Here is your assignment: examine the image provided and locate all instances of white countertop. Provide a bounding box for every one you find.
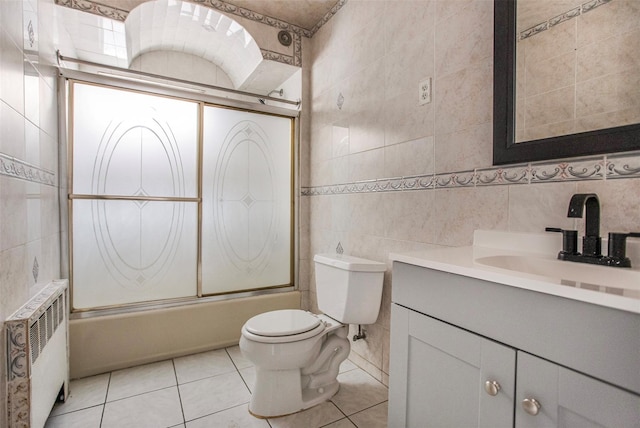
[389,230,640,314]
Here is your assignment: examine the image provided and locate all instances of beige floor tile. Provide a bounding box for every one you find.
[239,365,256,392]
[268,401,345,428]
[50,373,110,416]
[179,371,251,421]
[46,347,390,428]
[324,418,357,428]
[102,387,183,428]
[174,349,236,384]
[226,345,253,369]
[349,401,388,428]
[340,359,358,373]
[185,403,269,428]
[331,369,388,416]
[107,359,177,402]
[45,405,103,428]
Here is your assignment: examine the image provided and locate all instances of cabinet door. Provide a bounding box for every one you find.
[389,304,516,428]
[516,351,640,428]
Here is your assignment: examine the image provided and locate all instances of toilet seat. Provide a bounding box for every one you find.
[242,309,326,344]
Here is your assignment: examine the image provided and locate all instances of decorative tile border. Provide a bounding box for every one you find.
[55,0,128,20]
[435,170,475,188]
[196,0,307,66]
[196,0,310,38]
[301,151,640,196]
[476,164,530,186]
[0,153,56,186]
[293,32,303,67]
[261,49,294,66]
[606,152,640,179]
[310,0,349,36]
[519,0,613,40]
[402,175,435,191]
[530,156,604,183]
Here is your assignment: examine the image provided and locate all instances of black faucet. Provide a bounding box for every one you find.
[567,193,602,257]
[546,193,640,267]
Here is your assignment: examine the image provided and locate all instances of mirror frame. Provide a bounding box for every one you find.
[493,0,640,165]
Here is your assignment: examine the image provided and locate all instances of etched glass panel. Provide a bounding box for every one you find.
[72,199,197,309]
[202,106,292,294]
[71,82,199,309]
[72,82,198,197]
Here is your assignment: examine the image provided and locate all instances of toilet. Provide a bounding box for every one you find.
[239,253,386,418]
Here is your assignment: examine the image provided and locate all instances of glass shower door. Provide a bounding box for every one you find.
[69,81,294,310]
[201,106,292,295]
[70,82,199,309]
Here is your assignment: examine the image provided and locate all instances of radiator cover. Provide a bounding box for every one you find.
[6,280,69,428]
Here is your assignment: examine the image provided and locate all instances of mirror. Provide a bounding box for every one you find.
[493,0,640,165]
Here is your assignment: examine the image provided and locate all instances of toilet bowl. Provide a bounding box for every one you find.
[239,254,386,418]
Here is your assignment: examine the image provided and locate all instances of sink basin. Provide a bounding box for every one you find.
[475,255,640,297]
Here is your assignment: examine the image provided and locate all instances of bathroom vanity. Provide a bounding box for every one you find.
[388,231,640,428]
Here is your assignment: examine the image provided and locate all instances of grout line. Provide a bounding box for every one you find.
[103,385,180,404]
[344,400,389,428]
[172,359,187,425]
[100,372,111,427]
[226,347,253,394]
[324,400,349,427]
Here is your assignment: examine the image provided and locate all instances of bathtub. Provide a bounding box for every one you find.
[69,291,300,378]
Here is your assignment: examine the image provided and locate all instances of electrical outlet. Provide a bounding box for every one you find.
[419,77,431,105]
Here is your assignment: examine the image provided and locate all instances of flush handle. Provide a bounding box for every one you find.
[522,398,541,416]
[484,380,501,396]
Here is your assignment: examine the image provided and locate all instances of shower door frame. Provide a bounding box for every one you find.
[60,71,299,316]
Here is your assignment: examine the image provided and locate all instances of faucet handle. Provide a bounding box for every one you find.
[545,227,579,256]
[607,232,640,267]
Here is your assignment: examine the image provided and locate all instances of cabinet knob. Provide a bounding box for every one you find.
[522,398,541,416]
[484,380,501,396]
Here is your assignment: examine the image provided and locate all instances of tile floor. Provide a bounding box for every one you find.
[45,346,389,428]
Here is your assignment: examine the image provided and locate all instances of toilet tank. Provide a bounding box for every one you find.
[313,254,386,325]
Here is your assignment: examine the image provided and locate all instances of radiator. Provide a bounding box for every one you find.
[6,280,69,428]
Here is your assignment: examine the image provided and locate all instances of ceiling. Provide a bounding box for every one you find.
[97,0,340,31]
[55,0,341,96]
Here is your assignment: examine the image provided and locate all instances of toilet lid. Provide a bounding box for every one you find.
[244,309,322,337]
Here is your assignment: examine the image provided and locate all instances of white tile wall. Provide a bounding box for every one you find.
[1,0,61,425]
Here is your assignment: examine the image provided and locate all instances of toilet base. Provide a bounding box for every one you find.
[249,367,303,417]
[247,330,350,419]
[301,380,340,410]
[248,381,340,419]
[248,367,341,418]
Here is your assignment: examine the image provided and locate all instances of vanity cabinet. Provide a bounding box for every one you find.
[389,304,516,427]
[515,351,640,428]
[388,261,640,428]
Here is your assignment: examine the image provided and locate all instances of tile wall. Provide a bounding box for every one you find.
[303,0,640,385]
[0,0,61,424]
